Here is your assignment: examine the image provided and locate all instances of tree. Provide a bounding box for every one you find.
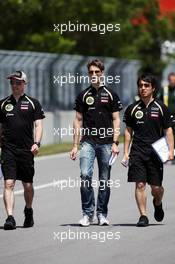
[0,0,175,75]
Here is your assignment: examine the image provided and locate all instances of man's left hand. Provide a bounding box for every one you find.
[111,143,120,155]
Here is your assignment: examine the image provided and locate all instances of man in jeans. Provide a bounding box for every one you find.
[70,59,123,226]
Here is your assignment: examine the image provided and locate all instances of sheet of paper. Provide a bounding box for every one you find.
[109,153,117,166]
[151,137,174,163]
[121,158,129,168]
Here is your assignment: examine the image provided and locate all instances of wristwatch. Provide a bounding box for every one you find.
[113,140,119,146]
[34,142,41,148]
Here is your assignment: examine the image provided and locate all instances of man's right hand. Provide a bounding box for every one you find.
[121,153,129,167]
[168,150,174,161]
[70,145,78,160]
[123,153,129,161]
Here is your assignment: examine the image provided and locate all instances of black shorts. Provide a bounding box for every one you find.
[171,115,175,135]
[1,147,35,183]
[128,152,163,186]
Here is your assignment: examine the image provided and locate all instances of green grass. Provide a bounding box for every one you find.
[38,136,124,157]
[38,143,73,156]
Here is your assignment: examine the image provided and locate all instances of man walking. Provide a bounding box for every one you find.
[70,59,123,226]
[0,70,45,230]
[123,74,174,227]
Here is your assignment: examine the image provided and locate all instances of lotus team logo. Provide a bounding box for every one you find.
[86,96,94,105]
[5,104,14,112]
[135,110,143,119]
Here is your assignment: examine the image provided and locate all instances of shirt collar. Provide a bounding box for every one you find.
[140,98,155,108]
[169,86,175,91]
[11,93,26,102]
[91,83,105,91]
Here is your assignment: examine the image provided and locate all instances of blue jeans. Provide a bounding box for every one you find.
[79,141,112,217]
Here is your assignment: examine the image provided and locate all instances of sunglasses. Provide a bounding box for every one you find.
[138,83,151,89]
[89,70,101,74]
[10,79,23,85]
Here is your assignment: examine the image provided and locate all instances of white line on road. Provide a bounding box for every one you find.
[0,145,124,198]
[0,180,61,198]
[0,152,71,198]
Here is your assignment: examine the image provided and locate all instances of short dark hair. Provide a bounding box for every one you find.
[137,74,158,97]
[87,59,105,71]
[168,72,175,80]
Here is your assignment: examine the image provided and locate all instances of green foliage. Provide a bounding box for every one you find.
[0,0,175,74]
[19,32,76,53]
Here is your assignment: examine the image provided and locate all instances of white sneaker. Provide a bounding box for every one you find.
[98,214,109,226]
[79,215,90,227]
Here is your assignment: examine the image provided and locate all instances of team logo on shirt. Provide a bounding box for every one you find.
[135,110,143,119]
[86,96,94,105]
[5,104,14,112]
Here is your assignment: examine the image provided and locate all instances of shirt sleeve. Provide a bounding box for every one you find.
[161,104,172,129]
[0,101,4,123]
[73,93,84,113]
[123,105,133,127]
[33,100,45,121]
[111,92,123,112]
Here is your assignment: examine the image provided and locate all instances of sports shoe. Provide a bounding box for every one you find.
[153,199,164,222]
[4,215,16,230]
[89,214,95,224]
[137,215,149,227]
[98,214,109,226]
[23,207,34,228]
[79,215,90,226]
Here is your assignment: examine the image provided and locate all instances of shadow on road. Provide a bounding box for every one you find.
[0,225,24,230]
[112,223,164,227]
[60,223,104,227]
[60,223,164,227]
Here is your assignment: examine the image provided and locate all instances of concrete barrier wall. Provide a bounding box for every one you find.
[0,50,140,111]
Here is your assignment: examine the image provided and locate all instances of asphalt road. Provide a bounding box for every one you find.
[0,150,175,264]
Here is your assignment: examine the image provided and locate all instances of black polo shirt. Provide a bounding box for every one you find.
[158,86,175,115]
[0,94,45,149]
[74,85,123,144]
[123,99,172,156]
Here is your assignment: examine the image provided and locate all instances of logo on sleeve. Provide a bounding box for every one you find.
[135,110,143,119]
[5,104,14,112]
[86,96,94,105]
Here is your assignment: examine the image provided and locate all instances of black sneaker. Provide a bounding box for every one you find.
[137,215,149,227]
[4,215,16,230]
[23,207,34,228]
[153,199,164,222]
